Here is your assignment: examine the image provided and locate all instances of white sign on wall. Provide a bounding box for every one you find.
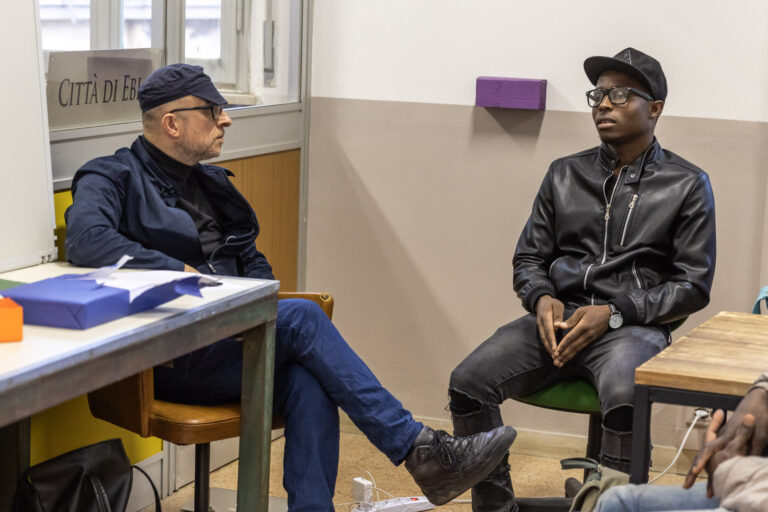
[46,48,163,130]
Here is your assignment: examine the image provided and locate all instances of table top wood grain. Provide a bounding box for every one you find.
[635,311,768,396]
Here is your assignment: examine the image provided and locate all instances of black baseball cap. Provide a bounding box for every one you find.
[138,63,227,113]
[584,48,667,101]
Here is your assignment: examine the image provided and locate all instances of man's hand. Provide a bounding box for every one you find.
[535,295,564,358]
[684,387,768,495]
[684,411,755,498]
[551,305,610,367]
[183,264,201,273]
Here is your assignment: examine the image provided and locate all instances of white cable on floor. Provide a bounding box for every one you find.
[648,408,709,484]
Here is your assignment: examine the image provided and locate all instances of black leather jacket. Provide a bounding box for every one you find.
[513,139,716,326]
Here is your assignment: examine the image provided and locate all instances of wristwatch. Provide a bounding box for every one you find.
[608,303,624,329]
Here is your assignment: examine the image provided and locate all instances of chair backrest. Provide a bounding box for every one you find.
[88,370,154,436]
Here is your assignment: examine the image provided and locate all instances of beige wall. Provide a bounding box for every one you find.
[306,97,768,447]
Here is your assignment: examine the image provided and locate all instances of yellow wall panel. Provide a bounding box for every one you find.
[31,396,161,465]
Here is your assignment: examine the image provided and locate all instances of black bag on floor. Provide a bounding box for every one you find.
[12,438,161,512]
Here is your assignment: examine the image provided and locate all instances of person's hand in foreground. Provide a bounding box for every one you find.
[684,397,764,498]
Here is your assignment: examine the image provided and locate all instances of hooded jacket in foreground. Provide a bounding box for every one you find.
[514,139,716,326]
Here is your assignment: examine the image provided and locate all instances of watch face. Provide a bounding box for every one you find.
[609,313,623,329]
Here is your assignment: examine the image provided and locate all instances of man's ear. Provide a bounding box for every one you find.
[649,100,664,120]
[161,113,182,138]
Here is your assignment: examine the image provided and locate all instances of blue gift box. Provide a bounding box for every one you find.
[2,274,202,329]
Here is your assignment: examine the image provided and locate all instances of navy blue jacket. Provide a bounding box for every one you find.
[65,137,274,279]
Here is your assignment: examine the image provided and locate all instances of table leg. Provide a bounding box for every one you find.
[0,418,30,512]
[630,385,651,484]
[237,320,276,511]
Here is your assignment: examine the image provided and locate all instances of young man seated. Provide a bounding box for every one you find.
[448,48,716,511]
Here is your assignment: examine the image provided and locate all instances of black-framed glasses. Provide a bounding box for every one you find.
[586,86,653,107]
[168,103,224,120]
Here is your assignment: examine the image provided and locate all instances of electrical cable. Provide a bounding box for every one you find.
[366,470,381,504]
[648,408,709,484]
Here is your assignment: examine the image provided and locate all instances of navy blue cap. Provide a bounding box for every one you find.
[138,63,227,112]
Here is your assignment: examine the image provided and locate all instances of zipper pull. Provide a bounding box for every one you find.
[628,194,638,209]
[604,203,611,221]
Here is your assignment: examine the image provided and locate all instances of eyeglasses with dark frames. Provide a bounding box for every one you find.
[586,86,653,108]
[168,103,225,120]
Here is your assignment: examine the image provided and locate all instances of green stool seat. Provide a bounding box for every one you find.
[516,377,603,487]
[517,378,600,414]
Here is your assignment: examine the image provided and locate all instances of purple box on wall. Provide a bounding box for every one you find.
[476,77,547,110]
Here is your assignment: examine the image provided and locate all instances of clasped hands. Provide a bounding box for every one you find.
[535,295,611,367]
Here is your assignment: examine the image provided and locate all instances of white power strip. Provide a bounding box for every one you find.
[351,477,435,512]
[351,496,434,512]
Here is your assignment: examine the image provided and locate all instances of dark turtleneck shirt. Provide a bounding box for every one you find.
[139,136,224,259]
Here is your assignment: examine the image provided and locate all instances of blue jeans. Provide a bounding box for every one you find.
[595,482,726,512]
[449,312,668,510]
[155,299,423,511]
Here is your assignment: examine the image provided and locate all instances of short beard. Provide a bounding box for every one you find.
[179,140,220,164]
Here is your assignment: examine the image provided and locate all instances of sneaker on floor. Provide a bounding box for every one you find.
[404,425,517,505]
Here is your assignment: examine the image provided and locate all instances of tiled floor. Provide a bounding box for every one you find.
[143,430,689,511]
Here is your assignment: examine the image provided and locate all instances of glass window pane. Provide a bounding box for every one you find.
[39,0,91,51]
[123,0,153,49]
[185,0,221,59]
[250,0,302,106]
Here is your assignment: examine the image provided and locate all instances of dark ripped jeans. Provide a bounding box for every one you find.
[449,311,668,511]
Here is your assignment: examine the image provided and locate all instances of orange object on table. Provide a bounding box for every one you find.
[0,297,23,341]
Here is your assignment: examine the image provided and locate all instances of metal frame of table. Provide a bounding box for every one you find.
[0,263,279,511]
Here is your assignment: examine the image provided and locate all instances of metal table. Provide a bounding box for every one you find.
[0,262,279,511]
[630,311,768,483]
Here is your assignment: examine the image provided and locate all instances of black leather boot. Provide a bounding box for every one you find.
[404,425,517,506]
[452,410,518,511]
[470,454,518,512]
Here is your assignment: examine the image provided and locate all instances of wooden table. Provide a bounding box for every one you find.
[0,263,279,511]
[630,311,768,483]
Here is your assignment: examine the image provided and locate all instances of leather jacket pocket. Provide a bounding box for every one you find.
[618,194,639,246]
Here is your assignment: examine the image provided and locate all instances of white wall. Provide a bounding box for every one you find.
[0,0,56,272]
[313,0,768,122]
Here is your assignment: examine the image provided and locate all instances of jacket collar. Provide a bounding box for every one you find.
[597,138,663,184]
[130,137,234,201]
[131,137,187,202]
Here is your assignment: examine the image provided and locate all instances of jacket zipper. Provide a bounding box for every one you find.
[631,261,642,289]
[583,167,626,297]
[583,263,595,290]
[601,166,626,264]
[619,194,639,246]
